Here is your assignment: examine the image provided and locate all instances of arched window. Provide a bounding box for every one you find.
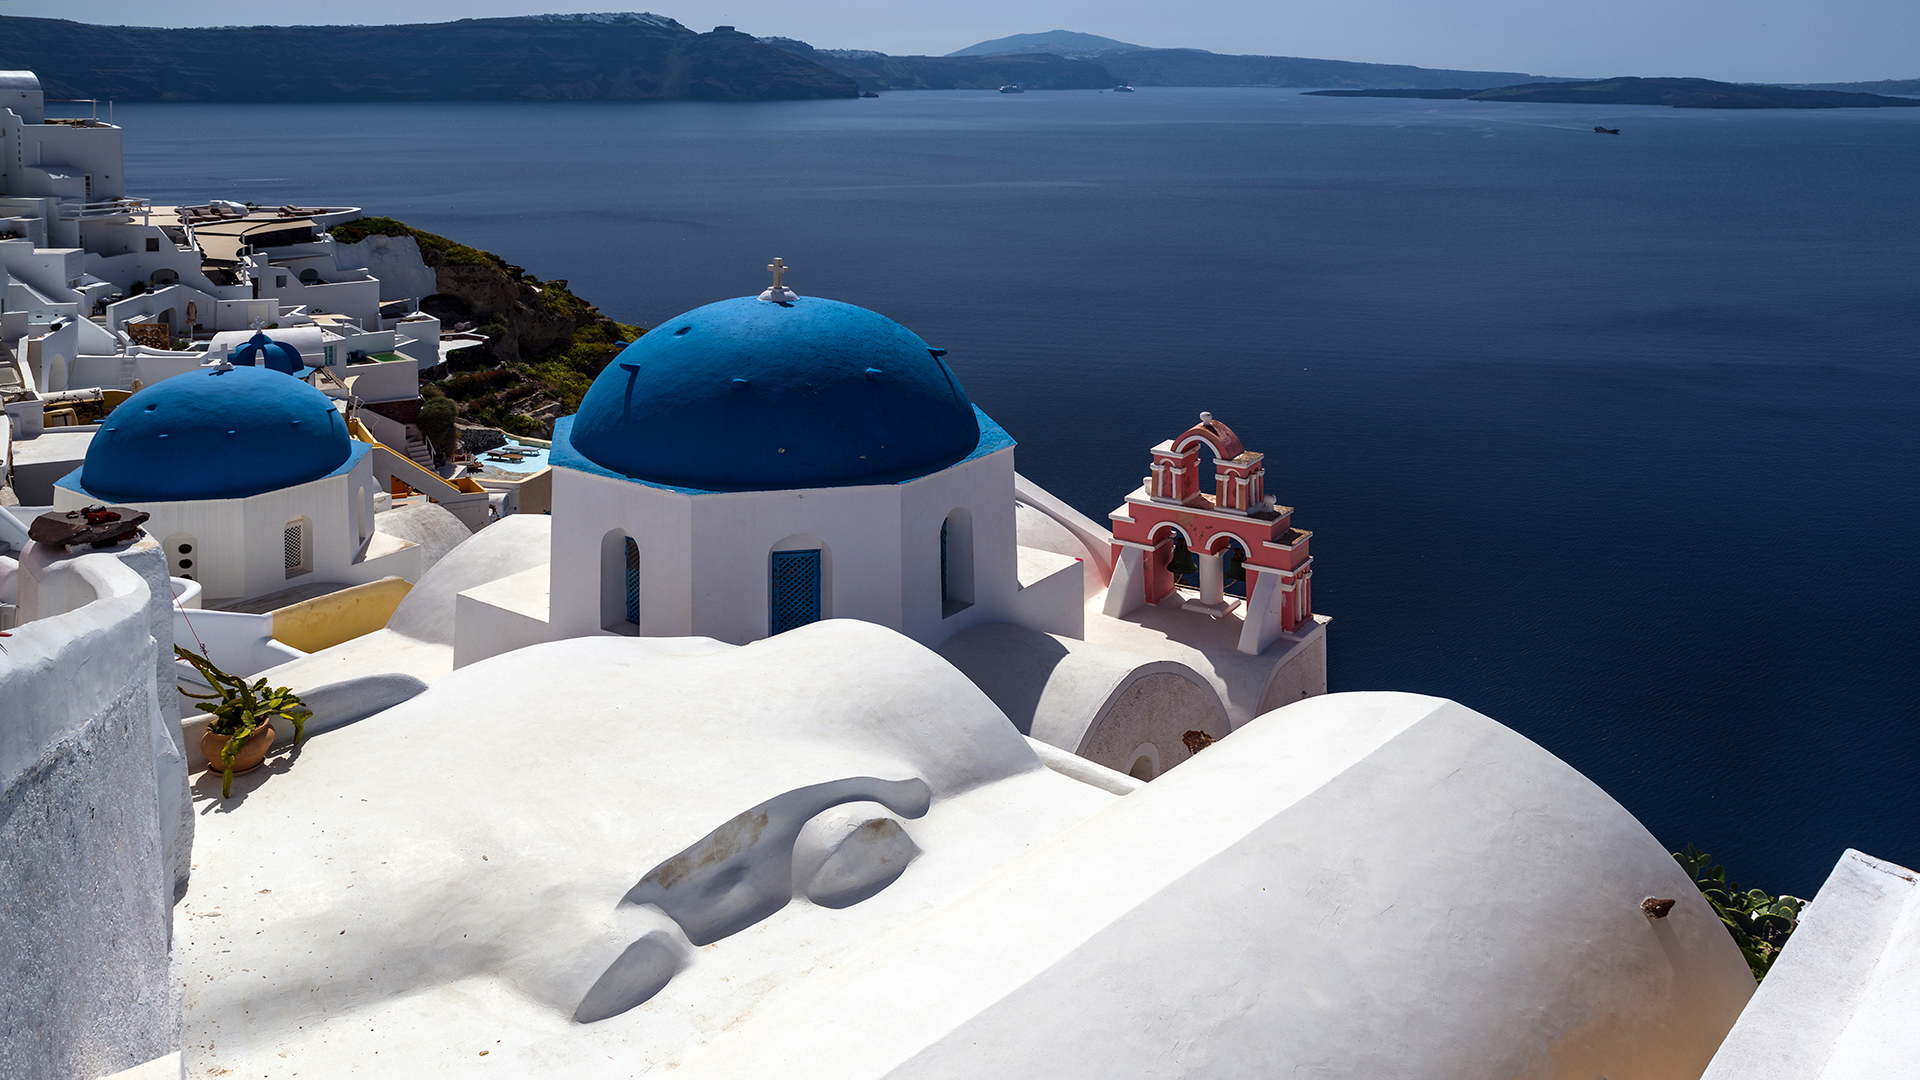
[600,529,639,633]
[941,508,974,617]
[283,517,311,578]
[1217,536,1251,599]
[1151,523,1198,592]
[1127,745,1159,781]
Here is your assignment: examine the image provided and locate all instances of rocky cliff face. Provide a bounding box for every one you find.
[425,263,581,368]
[331,217,642,437]
[4,14,857,102]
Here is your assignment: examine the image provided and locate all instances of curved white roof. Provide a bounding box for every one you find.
[178,622,1755,1077]
[0,72,41,92]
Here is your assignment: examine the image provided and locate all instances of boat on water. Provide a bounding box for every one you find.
[1114,85,1135,93]
[998,85,1024,94]
[1594,126,1620,135]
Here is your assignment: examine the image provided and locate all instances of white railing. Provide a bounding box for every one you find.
[61,198,151,221]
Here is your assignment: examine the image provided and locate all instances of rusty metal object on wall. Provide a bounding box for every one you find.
[28,506,151,549]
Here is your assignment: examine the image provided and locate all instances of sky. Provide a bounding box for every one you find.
[8,0,1917,84]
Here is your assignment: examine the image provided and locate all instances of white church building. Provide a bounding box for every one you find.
[49,362,413,603]
[545,288,1082,646]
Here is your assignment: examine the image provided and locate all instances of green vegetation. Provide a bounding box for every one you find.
[330,217,643,437]
[417,395,459,458]
[330,216,501,268]
[520,316,638,407]
[176,646,311,799]
[1673,846,1806,981]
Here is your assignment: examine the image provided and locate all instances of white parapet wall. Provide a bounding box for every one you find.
[1700,848,1920,1080]
[0,537,183,1080]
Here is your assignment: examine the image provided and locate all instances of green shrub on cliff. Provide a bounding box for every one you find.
[1673,846,1805,981]
[331,215,644,436]
[330,216,500,268]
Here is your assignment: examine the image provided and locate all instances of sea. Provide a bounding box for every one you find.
[107,88,1919,898]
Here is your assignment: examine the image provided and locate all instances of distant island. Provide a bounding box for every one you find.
[946,31,1143,57]
[1787,78,1920,96]
[9,13,1915,106]
[760,39,1117,92]
[4,12,1575,102]
[0,13,857,102]
[768,37,1565,95]
[1306,77,1920,109]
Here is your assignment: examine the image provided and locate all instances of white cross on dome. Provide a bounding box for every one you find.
[758,257,798,303]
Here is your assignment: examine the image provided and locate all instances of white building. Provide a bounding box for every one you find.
[433,279,1286,779]
[0,70,441,407]
[544,293,1081,646]
[50,362,416,603]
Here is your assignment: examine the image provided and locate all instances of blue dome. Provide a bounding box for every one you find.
[80,365,353,501]
[566,296,981,491]
[230,331,306,374]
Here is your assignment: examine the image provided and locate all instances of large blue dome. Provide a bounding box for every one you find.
[565,296,982,491]
[78,365,353,501]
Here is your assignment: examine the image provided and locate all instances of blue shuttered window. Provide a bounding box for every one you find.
[623,537,641,625]
[769,549,822,636]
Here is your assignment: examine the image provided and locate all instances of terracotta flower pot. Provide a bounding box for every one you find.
[201,724,276,777]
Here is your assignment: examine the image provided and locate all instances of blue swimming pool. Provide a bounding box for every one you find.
[474,439,550,474]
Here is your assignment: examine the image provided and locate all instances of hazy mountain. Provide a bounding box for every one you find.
[1307,77,1920,109]
[947,31,1141,57]
[762,39,1116,91]
[1095,49,1556,89]
[776,34,1562,92]
[938,29,1563,88]
[0,13,857,102]
[1782,78,1920,96]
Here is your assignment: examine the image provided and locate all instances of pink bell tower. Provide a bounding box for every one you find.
[1106,413,1314,655]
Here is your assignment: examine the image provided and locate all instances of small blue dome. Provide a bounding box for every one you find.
[567,296,980,491]
[231,331,306,374]
[80,365,352,501]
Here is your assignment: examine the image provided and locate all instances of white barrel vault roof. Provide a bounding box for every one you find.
[176,622,1757,1077]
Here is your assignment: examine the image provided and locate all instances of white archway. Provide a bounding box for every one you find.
[600,528,639,634]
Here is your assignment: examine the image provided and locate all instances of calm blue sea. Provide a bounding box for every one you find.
[108,89,1920,896]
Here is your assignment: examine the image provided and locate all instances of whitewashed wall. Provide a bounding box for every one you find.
[547,445,1074,649]
[1,540,182,1080]
[55,454,411,603]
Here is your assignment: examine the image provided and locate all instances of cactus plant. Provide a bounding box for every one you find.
[175,646,311,798]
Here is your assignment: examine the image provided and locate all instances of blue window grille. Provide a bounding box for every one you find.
[623,537,640,625]
[769,548,822,636]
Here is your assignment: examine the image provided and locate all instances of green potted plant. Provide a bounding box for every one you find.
[175,646,312,797]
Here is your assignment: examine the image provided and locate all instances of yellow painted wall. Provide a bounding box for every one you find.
[515,467,553,515]
[270,576,412,653]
